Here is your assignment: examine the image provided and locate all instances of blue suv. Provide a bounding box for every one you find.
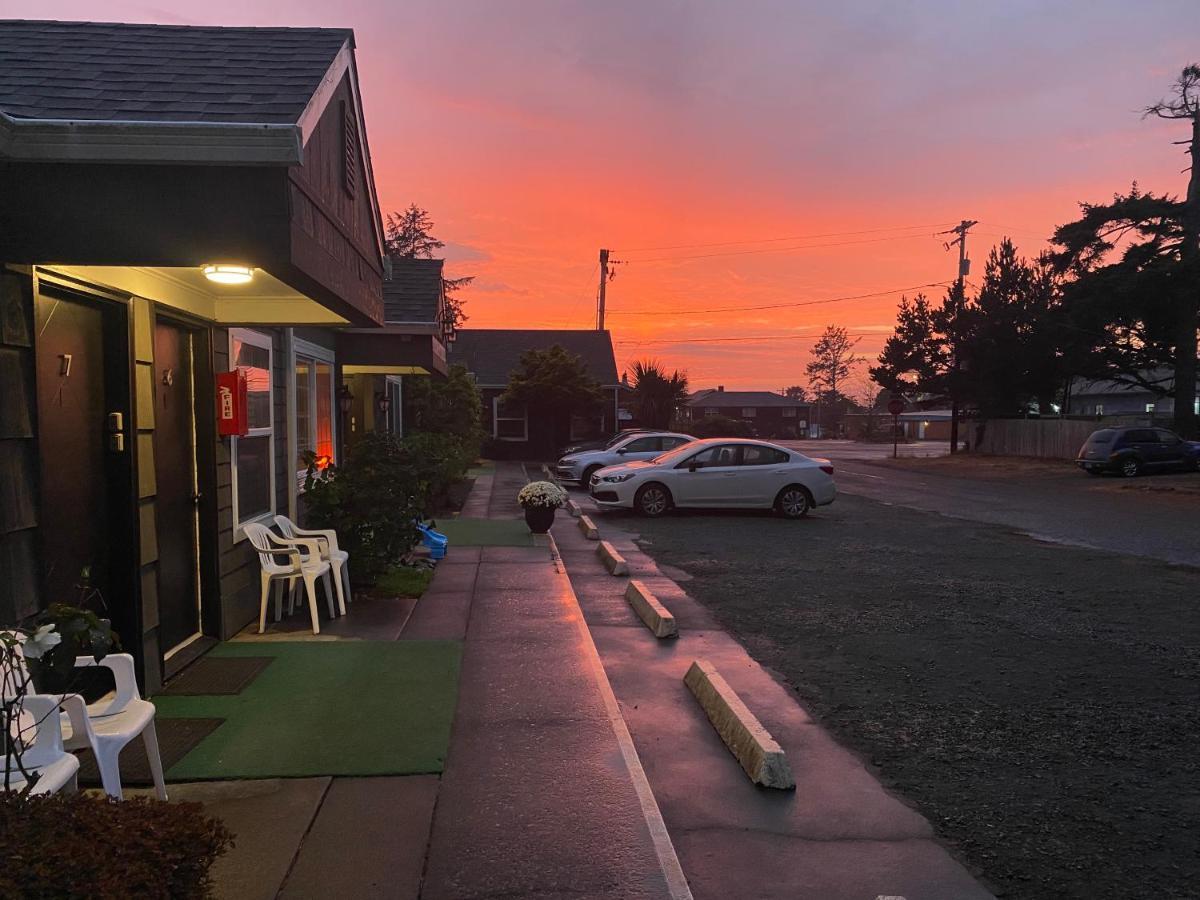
[1076,426,1200,477]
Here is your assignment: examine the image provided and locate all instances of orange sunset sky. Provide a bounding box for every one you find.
[8,1,1197,389]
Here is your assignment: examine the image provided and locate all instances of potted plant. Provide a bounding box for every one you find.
[517,481,566,533]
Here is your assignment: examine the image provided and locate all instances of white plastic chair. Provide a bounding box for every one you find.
[274,515,351,615]
[58,654,167,801]
[3,693,80,795]
[243,522,335,635]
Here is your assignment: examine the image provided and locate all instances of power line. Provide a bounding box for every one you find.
[619,222,957,254]
[605,280,954,317]
[624,231,939,264]
[614,330,885,346]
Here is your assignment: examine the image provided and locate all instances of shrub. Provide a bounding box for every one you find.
[401,430,474,509]
[0,792,232,899]
[303,432,423,582]
[688,415,756,438]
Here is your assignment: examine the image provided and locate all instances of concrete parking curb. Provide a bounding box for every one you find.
[625,580,678,638]
[578,514,599,540]
[683,659,795,790]
[598,540,629,575]
[566,499,582,518]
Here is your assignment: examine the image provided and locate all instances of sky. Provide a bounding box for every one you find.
[6,0,1197,390]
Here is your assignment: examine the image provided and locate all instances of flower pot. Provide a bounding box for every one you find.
[524,505,556,534]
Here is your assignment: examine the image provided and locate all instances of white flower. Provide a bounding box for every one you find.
[21,624,62,660]
[518,480,566,509]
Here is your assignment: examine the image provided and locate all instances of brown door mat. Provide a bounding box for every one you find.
[159,655,274,696]
[77,717,223,787]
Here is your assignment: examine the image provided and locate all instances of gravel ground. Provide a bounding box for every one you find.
[625,495,1199,899]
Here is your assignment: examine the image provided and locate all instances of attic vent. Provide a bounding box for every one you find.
[341,100,357,200]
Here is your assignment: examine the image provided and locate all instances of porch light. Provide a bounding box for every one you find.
[376,391,392,416]
[202,264,254,285]
[338,384,354,414]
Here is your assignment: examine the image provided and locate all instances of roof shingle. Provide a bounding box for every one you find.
[383,258,444,324]
[449,330,620,386]
[0,20,350,124]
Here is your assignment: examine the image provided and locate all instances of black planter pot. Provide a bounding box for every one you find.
[524,505,556,534]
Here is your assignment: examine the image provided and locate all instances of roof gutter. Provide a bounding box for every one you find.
[0,110,302,165]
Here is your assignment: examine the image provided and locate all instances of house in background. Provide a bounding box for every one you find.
[1064,369,1199,419]
[679,387,810,438]
[337,256,454,442]
[0,20,389,690]
[449,329,620,457]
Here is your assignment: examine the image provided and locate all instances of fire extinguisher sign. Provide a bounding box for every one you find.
[216,370,249,437]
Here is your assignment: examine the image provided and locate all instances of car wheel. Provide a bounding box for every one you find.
[775,485,812,519]
[635,483,671,518]
[582,465,601,486]
[1120,457,1140,478]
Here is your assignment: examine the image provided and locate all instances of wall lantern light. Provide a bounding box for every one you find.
[376,391,392,415]
[202,264,254,285]
[338,383,355,414]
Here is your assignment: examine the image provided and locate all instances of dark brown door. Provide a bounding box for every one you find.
[153,320,201,654]
[35,289,125,612]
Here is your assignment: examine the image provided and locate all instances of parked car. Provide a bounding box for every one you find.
[1075,426,1200,477]
[557,428,653,458]
[556,431,695,484]
[589,438,836,518]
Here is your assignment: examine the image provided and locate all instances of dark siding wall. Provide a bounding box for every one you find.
[0,267,39,624]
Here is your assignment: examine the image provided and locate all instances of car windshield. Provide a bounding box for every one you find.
[650,440,707,465]
[1086,429,1116,445]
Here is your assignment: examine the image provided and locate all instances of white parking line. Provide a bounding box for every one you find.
[838,469,885,479]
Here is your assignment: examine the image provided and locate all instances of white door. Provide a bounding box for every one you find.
[672,444,742,506]
[737,445,792,505]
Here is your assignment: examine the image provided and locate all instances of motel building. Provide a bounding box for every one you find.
[0,21,439,692]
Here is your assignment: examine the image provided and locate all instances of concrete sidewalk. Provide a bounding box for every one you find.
[410,461,688,898]
[555,488,995,900]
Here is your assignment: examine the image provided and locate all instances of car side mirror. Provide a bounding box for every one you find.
[688,461,698,472]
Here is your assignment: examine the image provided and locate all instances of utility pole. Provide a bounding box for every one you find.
[939,219,977,454]
[597,248,609,331]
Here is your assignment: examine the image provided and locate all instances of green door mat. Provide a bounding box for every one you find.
[436,517,534,546]
[154,641,461,780]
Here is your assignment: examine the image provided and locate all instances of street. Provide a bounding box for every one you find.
[781,441,1200,567]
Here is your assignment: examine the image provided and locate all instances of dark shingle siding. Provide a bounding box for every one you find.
[383,258,443,323]
[0,20,350,124]
[449,330,620,386]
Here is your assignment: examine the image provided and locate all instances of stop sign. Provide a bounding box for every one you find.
[887,396,905,417]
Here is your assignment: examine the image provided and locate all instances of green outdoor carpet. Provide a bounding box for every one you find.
[437,517,534,547]
[153,641,461,779]
[466,463,495,477]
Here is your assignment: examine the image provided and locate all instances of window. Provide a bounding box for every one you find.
[660,436,690,450]
[386,377,403,436]
[1095,404,1104,415]
[1145,402,1156,413]
[741,446,789,465]
[679,444,741,469]
[230,328,275,532]
[782,407,797,417]
[493,396,527,441]
[1157,429,1181,445]
[294,338,336,487]
[704,407,719,416]
[741,408,757,417]
[623,436,661,453]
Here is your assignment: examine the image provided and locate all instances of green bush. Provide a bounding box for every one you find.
[303,432,424,582]
[0,792,232,899]
[401,430,473,509]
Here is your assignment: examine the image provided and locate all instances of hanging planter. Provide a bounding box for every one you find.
[517,481,567,534]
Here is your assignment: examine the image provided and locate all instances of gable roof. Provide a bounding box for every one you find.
[449,329,620,386]
[688,389,806,408]
[0,20,362,167]
[384,258,444,324]
[0,20,350,124]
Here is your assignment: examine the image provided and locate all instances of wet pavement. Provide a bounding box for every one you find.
[557,484,995,900]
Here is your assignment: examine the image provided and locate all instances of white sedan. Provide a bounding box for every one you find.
[555,431,695,484]
[588,438,836,519]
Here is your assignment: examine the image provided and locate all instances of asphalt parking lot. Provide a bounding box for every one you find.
[591,490,1199,900]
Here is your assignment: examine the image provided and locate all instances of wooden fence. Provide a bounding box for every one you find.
[972,417,1146,459]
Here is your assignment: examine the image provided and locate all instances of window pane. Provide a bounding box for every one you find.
[295,358,312,471]
[236,435,272,522]
[496,418,525,439]
[233,334,271,429]
[315,363,334,460]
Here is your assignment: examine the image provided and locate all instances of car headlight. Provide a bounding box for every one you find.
[601,473,636,483]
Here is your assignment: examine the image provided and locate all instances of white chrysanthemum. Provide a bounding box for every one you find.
[518,480,567,509]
